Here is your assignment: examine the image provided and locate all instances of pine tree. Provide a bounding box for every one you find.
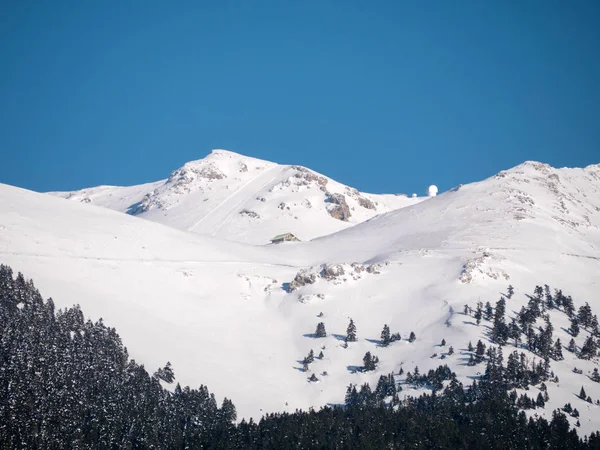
[569,316,580,337]
[220,398,237,422]
[441,338,446,347]
[448,346,454,355]
[591,368,600,383]
[380,324,391,346]
[308,373,319,382]
[579,386,587,399]
[544,284,553,309]
[346,318,357,342]
[577,302,593,329]
[492,297,508,345]
[579,336,597,360]
[475,340,486,362]
[154,361,175,383]
[507,285,514,299]
[363,351,379,371]
[553,338,564,360]
[567,338,577,353]
[484,302,494,321]
[315,322,327,338]
[468,341,474,352]
[303,349,314,365]
[474,302,483,325]
[563,295,575,318]
[318,351,324,359]
[509,319,521,347]
[536,392,545,407]
[408,331,416,342]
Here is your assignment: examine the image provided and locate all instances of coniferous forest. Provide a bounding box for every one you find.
[2,264,600,449]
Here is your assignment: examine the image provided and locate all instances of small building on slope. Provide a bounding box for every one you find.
[270,233,300,244]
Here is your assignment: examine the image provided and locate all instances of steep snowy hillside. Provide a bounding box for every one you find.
[3,160,600,435]
[50,149,423,244]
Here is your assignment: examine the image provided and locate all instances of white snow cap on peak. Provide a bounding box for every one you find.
[427,185,438,197]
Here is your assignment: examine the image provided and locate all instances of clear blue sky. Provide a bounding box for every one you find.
[1,1,598,195]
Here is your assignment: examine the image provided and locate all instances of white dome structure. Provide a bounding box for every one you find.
[427,185,438,197]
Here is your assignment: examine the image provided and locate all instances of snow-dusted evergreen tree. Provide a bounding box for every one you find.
[154,361,175,383]
[577,303,593,329]
[475,340,486,362]
[346,318,357,342]
[474,302,483,325]
[492,297,508,345]
[544,284,554,309]
[579,336,597,360]
[553,338,564,360]
[484,302,494,321]
[408,331,416,343]
[568,338,577,353]
[380,324,391,346]
[362,351,379,371]
[304,349,315,364]
[569,317,580,337]
[220,398,237,422]
[315,322,327,338]
[509,319,521,347]
[507,285,515,299]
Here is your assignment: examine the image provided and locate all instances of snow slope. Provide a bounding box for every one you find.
[49,149,423,244]
[3,160,600,435]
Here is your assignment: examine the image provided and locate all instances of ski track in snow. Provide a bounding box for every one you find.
[187,165,283,235]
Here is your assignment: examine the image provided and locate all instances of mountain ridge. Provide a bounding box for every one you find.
[49,149,425,244]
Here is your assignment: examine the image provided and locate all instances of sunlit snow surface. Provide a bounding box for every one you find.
[2,156,600,435]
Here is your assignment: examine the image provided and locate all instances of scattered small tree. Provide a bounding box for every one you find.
[448,346,454,355]
[440,338,446,347]
[408,331,416,343]
[484,302,494,321]
[315,322,327,338]
[579,386,587,400]
[380,324,391,346]
[346,319,357,342]
[308,373,319,382]
[303,349,314,365]
[507,285,514,299]
[363,351,379,371]
[474,302,483,326]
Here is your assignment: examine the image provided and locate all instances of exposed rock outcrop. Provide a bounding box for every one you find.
[325,192,351,221]
[287,262,386,292]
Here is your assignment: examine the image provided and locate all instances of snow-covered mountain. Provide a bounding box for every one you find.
[50,149,423,244]
[2,158,600,435]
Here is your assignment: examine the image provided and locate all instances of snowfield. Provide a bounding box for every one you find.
[2,152,600,435]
